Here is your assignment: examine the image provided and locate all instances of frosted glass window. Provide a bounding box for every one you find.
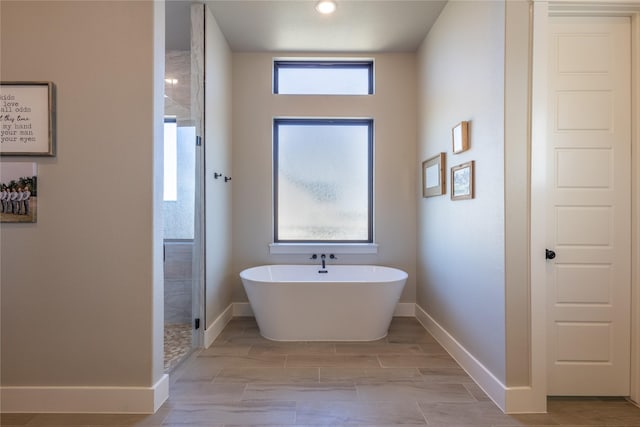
[274,118,373,243]
[274,61,373,95]
[163,125,196,240]
[163,120,178,201]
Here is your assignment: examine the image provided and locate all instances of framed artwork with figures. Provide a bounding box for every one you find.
[0,162,37,223]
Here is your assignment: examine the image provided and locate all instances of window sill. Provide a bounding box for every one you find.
[269,243,379,255]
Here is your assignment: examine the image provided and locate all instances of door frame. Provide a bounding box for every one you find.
[192,2,206,349]
[530,0,640,409]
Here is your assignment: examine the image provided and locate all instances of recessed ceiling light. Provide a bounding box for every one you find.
[315,0,337,14]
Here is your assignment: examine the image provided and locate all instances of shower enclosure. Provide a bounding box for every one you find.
[163,2,205,371]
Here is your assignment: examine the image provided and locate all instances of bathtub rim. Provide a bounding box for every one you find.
[239,264,409,284]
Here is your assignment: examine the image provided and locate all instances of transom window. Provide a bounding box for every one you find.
[273,118,373,243]
[273,60,374,95]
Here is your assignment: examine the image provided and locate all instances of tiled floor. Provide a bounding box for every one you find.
[3,317,640,426]
[165,323,193,371]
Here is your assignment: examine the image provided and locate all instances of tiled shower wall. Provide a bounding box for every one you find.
[164,241,194,324]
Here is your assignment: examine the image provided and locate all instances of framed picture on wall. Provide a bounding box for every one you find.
[451,161,474,200]
[0,81,56,156]
[452,121,469,154]
[422,152,446,197]
[0,162,37,223]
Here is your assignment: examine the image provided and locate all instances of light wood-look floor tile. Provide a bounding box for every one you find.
[0,414,35,425]
[356,381,476,403]
[295,400,427,425]
[378,353,460,368]
[285,354,381,368]
[242,382,358,401]
[319,367,423,384]
[546,398,640,426]
[199,344,253,357]
[418,366,475,384]
[248,342,336,356]
[162,401,296,425]
[334,342,425,355]
[168,382,247,403]
[15,413,149,426]
[194,354,286,368]
[214,367,319,384]
[419,401,559,426]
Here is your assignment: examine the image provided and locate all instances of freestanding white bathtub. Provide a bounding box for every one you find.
[239,264,407,341]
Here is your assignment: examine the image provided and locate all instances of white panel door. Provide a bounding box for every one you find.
[546,17,631,396]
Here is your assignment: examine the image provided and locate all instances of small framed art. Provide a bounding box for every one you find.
[422,152,445,197]
[452,121,469,154]
[451,161,474,200]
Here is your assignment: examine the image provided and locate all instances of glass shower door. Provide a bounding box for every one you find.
[163,1,204,371]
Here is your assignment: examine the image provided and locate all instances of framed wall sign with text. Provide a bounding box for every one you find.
[0,82,56,156]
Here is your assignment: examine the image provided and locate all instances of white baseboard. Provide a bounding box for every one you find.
[233,302,253,317]
[415,304,544,414]
[414,304,508,411]
[0,374,169,414]
[231,302,414,318]
[393,302,415,317]
[204,303,234,348]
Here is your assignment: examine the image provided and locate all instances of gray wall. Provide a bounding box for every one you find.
[416,0,508,384]
[204,7,235,328]
[416,0,534,388]
[0,1,164,386]
[231,53,418,303]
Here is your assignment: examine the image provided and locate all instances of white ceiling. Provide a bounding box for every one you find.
[166,1,447,53]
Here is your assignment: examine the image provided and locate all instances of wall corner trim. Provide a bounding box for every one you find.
[415,304,545,414]
[0,374,169,414]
